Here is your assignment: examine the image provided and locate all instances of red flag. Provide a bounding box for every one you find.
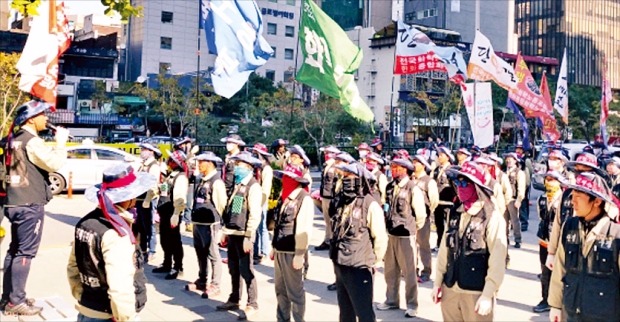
[540,71,554,115]
[16,0,71,110]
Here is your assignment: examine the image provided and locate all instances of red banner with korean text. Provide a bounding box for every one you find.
[394,53,447,75]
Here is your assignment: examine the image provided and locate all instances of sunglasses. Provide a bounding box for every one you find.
[452,177,469,188]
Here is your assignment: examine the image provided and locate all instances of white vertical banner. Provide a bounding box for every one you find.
[462,82,494,148]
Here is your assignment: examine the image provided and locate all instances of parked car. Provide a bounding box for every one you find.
[48,143,141,195]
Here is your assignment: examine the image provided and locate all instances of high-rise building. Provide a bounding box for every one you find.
[403,0,517,53]
[515,0,620,88]
[318,0,401,31]
[125,0,301,87]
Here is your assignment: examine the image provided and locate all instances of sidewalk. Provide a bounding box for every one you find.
[0,192,549,321]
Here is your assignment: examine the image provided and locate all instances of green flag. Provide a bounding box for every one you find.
[296,0,374,123]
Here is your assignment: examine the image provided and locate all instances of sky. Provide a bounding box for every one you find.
[62,0,121,23]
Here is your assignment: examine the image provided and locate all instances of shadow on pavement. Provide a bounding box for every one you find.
[46,211,84,227]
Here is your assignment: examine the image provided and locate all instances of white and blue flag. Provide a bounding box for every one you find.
[201,0,273,98]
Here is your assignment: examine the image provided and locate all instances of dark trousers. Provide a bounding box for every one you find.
[519,186,530,229]
[334,264,376,322]
[193,224,222,286]
[275,252,305,322]
[159,212,183,270]
[2,205,45,305]
[434,205,450,248]
[133,202,153,255]
[539,244,551,303]
[227,235,258,308]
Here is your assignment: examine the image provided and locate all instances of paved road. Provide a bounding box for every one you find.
[0,190,550,321]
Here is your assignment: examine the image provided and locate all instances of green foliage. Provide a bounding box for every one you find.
[11,0,142,23]
[0,52,29,136]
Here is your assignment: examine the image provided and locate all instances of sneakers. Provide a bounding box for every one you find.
[216,301,240,311]
[418,275,431,283]
[3,301,42,316]
[253,256,263,266]
[533,300,551,313]
[327,283,337,291]
[185,223,194,232]
[405,308,417,318]
[238,305,258,320]
[376,302,399,311]
[514,242,521,249]
[152,265,172,273]
[165,268,183,280]
[314,242,330,251]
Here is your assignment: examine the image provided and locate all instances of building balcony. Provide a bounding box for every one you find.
[46,110,76,124]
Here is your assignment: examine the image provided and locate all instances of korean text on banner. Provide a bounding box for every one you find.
[16,0,71,109]
[394,20,468,85]
[467,30,518,91]
[508,53,550,119]
[201,0,273,99]
[553,48,569,124]
[462,82,494,148]
[296,0,373,122]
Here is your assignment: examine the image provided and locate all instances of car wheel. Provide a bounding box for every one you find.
[49,173,66,195]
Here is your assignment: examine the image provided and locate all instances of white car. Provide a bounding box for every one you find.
[48,144,141,195]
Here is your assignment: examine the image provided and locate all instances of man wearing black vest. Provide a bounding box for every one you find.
[548,172,620,322]
[377,158,426,318]
[152,150,188,280]
[67,164,155,321]
[532,170,565,314]
[271,164,314,322]
[187,152,226,298]
[221,134,246,197]
[134,143,161,262]
[411,154,438,284]
[316,145,341,251]
[505,152,526,248]
[1,101,68,315]
[217,151,263,320]
[330,162,387,322]
[432,161,507,321]
[433,147,456,252]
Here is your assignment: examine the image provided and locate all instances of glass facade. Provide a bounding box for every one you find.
[515,0,620,88]
[320,0,363,30]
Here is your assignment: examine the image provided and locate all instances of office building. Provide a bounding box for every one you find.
[515,0,620,88]
[319,0,403,31]
[125,0,301,87]
[403,0,517,53]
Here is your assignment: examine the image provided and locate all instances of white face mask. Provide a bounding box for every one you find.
[548,159,562,171]
[226,143,235,152]
[359,150,368,158]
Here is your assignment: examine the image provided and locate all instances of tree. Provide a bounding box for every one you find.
[0,52,29,137]
[90,80,114,138]
[11,0,142,23]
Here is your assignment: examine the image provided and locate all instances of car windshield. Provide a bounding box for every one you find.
[95,149,125,161]
[68,149,91,159]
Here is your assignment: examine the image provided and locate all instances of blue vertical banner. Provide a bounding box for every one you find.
[200,0,274,98]
[506,98,531,150]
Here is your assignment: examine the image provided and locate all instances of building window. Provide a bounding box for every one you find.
[161,11,173,24]
[159,62,171,73]
[160,37,172,49]
[267,23,277,35]
[283,71,294,82]
[285,25,295,37]
[266,70,275,81]
[286,0,295,5]
[417,8,437,19]
[284,48,294,60]
[269,0,277,2]
[271,46,276,58]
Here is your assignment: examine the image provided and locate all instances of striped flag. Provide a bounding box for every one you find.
[16,0,71,110]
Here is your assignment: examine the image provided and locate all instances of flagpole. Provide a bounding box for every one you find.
[290,1,305,133]
[473,0,480,147]
[389,20,398,153]
[195,15,202,141]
